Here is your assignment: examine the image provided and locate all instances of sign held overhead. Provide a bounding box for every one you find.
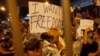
[29,1,63,33]
[80,19,94,30]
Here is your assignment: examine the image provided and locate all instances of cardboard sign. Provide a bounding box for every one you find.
[80,19,94,30]
[29,2,63,33]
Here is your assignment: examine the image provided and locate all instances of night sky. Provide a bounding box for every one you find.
[0,0,94,19]
[19,0,61,17]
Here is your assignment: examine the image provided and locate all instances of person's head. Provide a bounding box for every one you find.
[87,30,94,44]
[40,32,53,43]
[28,39,41,50]
[26,38,42,56]
[48,28,59,43]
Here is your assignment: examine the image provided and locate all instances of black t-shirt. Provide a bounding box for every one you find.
[80,41,98,56]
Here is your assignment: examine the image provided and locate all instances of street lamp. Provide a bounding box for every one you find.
[0,6,6,11]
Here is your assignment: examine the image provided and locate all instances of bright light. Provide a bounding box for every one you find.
[0,6,6,11]
[8,18,10,21]
[45,1,49,5]
[27,14,29,16]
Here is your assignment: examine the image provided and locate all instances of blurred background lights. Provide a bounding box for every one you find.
[0,6,6,11]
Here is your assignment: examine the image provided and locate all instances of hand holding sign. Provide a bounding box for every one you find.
[76,19,94,38]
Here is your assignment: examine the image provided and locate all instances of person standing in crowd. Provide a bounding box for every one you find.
[73,36,82,56]
[25,38,43,56]
[48,28,66,56]
[80,28,99,56]
[0,29,14,56]
[40,32,60,56]
[22,33,43,56]
[93,0,100,18]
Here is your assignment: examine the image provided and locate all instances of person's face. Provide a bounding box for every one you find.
[34,48,42,56]
[88,32,94,44]
[88,38,93,44]
[48,30,59,43]
[27,48,42,56]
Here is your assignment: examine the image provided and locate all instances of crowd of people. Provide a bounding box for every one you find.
[72,0,100,56]
[71,0,100,27]
[0,0,100,56]
[0,20,14,56]
[22,28,66,56]
[73,26,100,56]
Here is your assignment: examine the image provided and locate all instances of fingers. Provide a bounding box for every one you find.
[85,28,91,33]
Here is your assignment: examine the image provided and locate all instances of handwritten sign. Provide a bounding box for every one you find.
[29,2,63,33]
[80,19,94,30]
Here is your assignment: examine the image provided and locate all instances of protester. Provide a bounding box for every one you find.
[48,28,66,56]
[41,32,60,56]
[80,28,98,56]
[22,33,42,56]
[0,23,14,56]
[73,37,82,56]
[25,38,43,56]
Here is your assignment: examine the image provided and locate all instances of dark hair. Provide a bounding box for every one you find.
[25,38,41,51]
[41,32,48,40]
[41,32,53,42]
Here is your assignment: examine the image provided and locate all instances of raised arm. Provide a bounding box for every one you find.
[83,28,90,44]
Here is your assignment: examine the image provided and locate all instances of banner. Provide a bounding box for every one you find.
[29,2,63,33]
